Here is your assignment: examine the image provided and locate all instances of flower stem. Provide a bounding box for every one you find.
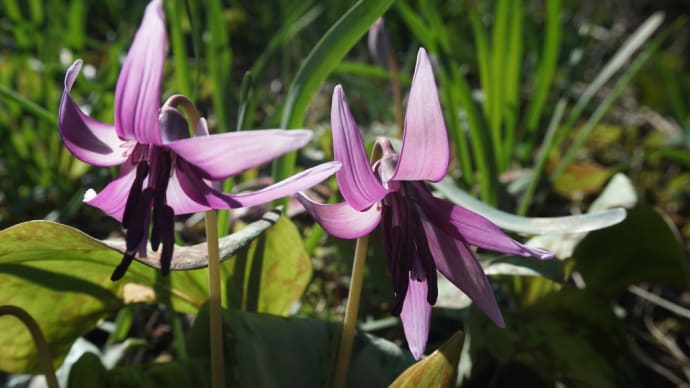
[332,234,370,388]
[205,210,225,388]
[0,305,58,388]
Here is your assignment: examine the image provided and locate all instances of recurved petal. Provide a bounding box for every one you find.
[114,0,166,144]
[84,161,139,222]
[391,48,449,183]
[295,192,381,239]
[400,274,432,360]
[59,60,131,167]
[332,85,389,211]
[165,129,313,180]
[417,184,553,259]
[421,218,505,327]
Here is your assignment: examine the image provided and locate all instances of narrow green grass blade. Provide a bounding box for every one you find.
[395,1,436,51]
[552,12,664,149]
[551,37,661,181]
[217,72,254,237]
[447,64,499,205]
[206,0,232,133]
[249,4,322,79]
[272,0,395,204]
[518,98,566,215]
[488,0,510,167]
[524,0,561,132]
[469,9,491,117]
[502,0,523,168]
[166,0,191,96]
[0,85,57,126]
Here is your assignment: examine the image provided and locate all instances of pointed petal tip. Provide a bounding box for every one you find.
[392,46,449,183]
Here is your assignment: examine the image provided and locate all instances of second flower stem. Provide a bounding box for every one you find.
[332,234,370,388]
[205,210,225,388]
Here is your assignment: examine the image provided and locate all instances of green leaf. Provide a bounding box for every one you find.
[470,289,640,387]
[189,307,414,388]
[0,221,131,373]
[273,0,395,198]
[432,177,626,235]
[390,331,464,388]
[225,215,312,316]
[0,212,284,372]
[574,205,690,295]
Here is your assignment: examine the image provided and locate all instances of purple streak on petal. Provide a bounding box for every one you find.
[295,192,381,239]
[332,85,389,210]
[85,160,139,222]
[114,0,166,144]
[165,129,313,180]
[420,217,505,327]
[170,161,238,214]
[59,60,131,167]
[400,274,431,360]
[415,183,554,260]
[391,48,449,183]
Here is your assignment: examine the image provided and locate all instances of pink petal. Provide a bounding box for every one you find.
[415,183,553,259]
[114,0,166,144]
[400,273,432,360]
[331,85,389,210]
[172,161,342,214]
[295,192,381,239]
[165,130,313,180]
[421,216,505,327]
[84,161,138,222]
[228,162,342,208]
[58,60,131,167]
[391,48,449,183]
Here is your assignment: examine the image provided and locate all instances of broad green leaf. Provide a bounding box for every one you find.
[390,331,464,388]
[0,221,132,373]
[574,205,690,295]
[470,289,640,387]
[0,212,283,372]
[189,307,414,388]
[225,215,312,315]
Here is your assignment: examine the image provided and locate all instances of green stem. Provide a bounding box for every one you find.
[0,305,58,388]
[332,235,369,388]
[205,210,225,388]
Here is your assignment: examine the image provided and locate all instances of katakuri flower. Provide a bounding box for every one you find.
[58,0,340,279]
[296,48,552,359]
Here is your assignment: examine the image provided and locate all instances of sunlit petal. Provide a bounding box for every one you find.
[421,218,505,327]
[228,162,341,208]
[400,275,431,360]
[295,192,381,239]
[114,0,165,144]
[416,183,553,259]
[165,129,313,180]
[392,48,449,182]
[84,160,138,222]
[332,85,389,210]
[58,60,131,167]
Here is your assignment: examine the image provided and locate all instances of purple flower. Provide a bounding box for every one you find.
[58,0,339,279]
[296,48,552,359]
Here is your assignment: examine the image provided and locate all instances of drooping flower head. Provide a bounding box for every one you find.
[297,48,552,359]
[59,0,339,279]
